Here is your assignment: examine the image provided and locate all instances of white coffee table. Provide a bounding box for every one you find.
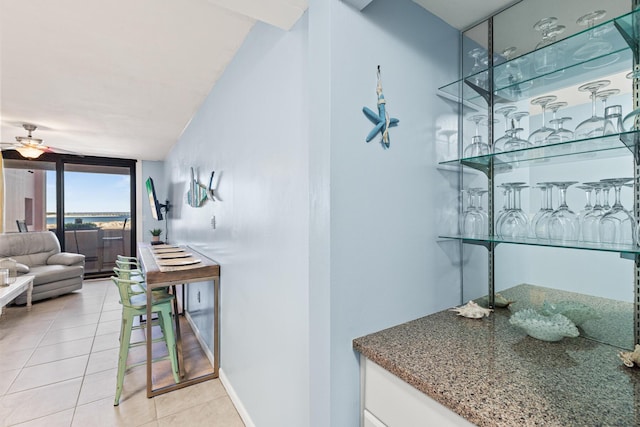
[0,275,34,316]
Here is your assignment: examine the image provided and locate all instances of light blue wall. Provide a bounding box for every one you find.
[162,0,459,425]
[317,1,460,425]
[163,14,310,427]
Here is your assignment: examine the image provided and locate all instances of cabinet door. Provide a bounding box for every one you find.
[363,357,475,427]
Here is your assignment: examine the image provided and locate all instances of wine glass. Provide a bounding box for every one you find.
[547,117,574,144]
[573,11,613,63]
[463,115,491,157]
[576,184,594,241]
[494,105,518,153]
[497,183,529,239]
[574,80,610,140]
[548,181,579,242]
[542,101,567,145]
[468,48,488,88]
[531,182,554,239]
[528,95,557,145]
[582,182,605,243]
[599,178,635,246]
[533,18,566,76]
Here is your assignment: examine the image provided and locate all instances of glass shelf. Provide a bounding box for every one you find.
[439,9,639,107]
[439,234,640,256]
[439,131,639,175]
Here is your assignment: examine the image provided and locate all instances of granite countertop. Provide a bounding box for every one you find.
[353,294,640,426]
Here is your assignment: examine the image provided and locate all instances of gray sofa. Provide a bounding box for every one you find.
[0,231,85,304]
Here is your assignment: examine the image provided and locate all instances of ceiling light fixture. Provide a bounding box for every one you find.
[14,124,45,159]
[15,145,45,159]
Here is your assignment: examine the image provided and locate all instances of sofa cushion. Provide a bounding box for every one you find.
[48,253,84,266]
[28,264,85,286]
[0,231,61,267]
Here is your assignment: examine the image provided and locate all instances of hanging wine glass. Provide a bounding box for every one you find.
[463,115,491,157]
[531,182,555,239]
[528,95,557,145]
[493,105,518,153]
[582,182,605,243]
[533,18,566,77]
[573,11,614,66]
[574,80,610,140]
[599,178,635,246]
[548,181,579,242]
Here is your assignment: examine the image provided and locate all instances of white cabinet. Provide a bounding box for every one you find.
[361,356,475,427]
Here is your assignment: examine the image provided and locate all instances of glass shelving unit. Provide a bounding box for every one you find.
[439,4,640,341]
[440,9,640,108]
[440,131,640,175]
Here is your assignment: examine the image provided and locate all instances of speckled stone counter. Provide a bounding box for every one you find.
[353,298,640,426]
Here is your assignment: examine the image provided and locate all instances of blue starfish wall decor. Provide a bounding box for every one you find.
[362,66,399,149]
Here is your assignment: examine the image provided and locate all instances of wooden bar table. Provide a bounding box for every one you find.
[138,243,220,398]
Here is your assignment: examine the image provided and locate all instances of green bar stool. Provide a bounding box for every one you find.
[112,276,180,406]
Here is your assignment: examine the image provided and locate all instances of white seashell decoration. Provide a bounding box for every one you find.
[450,300,493,319]
[619,344,640,368]
[509,308,579,342]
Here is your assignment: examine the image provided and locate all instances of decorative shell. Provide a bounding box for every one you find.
[619,344,640,368]
[509,309,579,342]
[476,293,515,309]
[450,300,493,319]
[540,301,599,326]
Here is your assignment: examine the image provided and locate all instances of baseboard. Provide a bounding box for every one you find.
[219,368,255,427]
[184,312,255,427]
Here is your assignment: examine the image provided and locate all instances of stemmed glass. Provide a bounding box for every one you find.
[531,182,555,239]
[528,95,557,145]
[599,178,635,246]
[576,184,594,241]
[462,188,488,237]
[548,181,579,242]
[468,48,488,88]
[542,101,567,145]
[493,105,517,153]
[533,17,566,76]
[573,11,614,64]
[575,80,611,140]
[497,183,529,239]
[582,182,605,243]
[547,117,574,144]
[464,115,491,157]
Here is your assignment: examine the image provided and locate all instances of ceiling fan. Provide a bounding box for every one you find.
[0,123,71,159]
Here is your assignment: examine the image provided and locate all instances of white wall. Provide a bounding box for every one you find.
[163,15,310,427]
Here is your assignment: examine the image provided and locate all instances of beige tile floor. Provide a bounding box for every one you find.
[0,279,244,427]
